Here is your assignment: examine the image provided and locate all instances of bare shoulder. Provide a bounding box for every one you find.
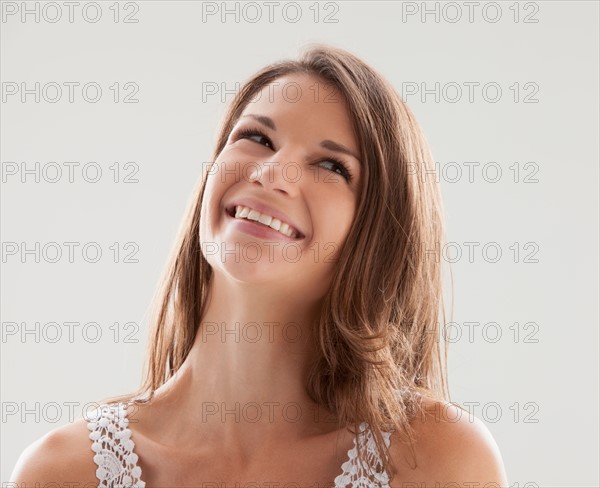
[9,415,98,485]
[388,395,508,487]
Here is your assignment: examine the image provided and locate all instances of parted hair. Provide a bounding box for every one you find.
[102,42,452,478]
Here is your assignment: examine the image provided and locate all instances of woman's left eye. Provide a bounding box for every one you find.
[318,159,354,183]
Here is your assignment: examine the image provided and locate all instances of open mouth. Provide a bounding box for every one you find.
[225,205,305,240]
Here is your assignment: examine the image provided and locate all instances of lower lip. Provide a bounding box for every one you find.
[225,210,302,242]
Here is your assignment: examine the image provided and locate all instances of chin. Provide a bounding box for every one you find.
[213,258,292,284]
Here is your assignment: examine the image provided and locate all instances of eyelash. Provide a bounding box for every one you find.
[233,127,355,183]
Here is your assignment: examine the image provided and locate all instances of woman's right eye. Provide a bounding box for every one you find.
[235,128,273,149]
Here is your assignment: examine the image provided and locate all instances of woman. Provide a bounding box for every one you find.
[11,43,508,487]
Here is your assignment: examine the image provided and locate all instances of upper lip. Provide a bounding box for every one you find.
[225,197,306,239]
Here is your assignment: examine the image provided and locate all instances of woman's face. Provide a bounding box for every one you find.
[200,73,362,301]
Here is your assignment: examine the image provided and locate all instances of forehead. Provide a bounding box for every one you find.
[240,74,358,146]
[252,73,345,105]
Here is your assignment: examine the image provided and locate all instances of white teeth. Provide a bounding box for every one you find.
[258,214,273,226]
[270,218,281,231]
[246,209,261,221]
[233,205,298,238]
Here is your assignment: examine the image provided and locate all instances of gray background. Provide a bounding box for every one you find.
[1,1,598,485]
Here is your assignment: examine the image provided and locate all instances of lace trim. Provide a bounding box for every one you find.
[334,422,392,488]
[85,403,145,488]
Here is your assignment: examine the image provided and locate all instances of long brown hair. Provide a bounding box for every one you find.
[101,42,452,479]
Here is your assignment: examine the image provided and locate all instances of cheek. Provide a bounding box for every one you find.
[199,172,226,235]
[210,152,253,187]
[314,195,356,244]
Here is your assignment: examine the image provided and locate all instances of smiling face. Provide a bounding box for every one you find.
[200,73,362,301]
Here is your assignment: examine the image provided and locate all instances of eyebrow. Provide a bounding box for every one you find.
[239,113,361,162]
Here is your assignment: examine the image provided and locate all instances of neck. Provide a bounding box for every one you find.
[143,271,339,451]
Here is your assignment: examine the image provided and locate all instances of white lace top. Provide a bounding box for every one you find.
[85,403,393,488]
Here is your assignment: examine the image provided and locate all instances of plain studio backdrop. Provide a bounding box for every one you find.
[1,1,598,485]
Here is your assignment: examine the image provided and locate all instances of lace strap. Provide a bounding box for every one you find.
[334,422,392,488]
[85,403,146,488]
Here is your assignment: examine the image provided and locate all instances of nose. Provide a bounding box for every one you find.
[246,151,302,195]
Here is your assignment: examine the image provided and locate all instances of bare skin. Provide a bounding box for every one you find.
[10,73,508,487]
[9,397,508,486]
